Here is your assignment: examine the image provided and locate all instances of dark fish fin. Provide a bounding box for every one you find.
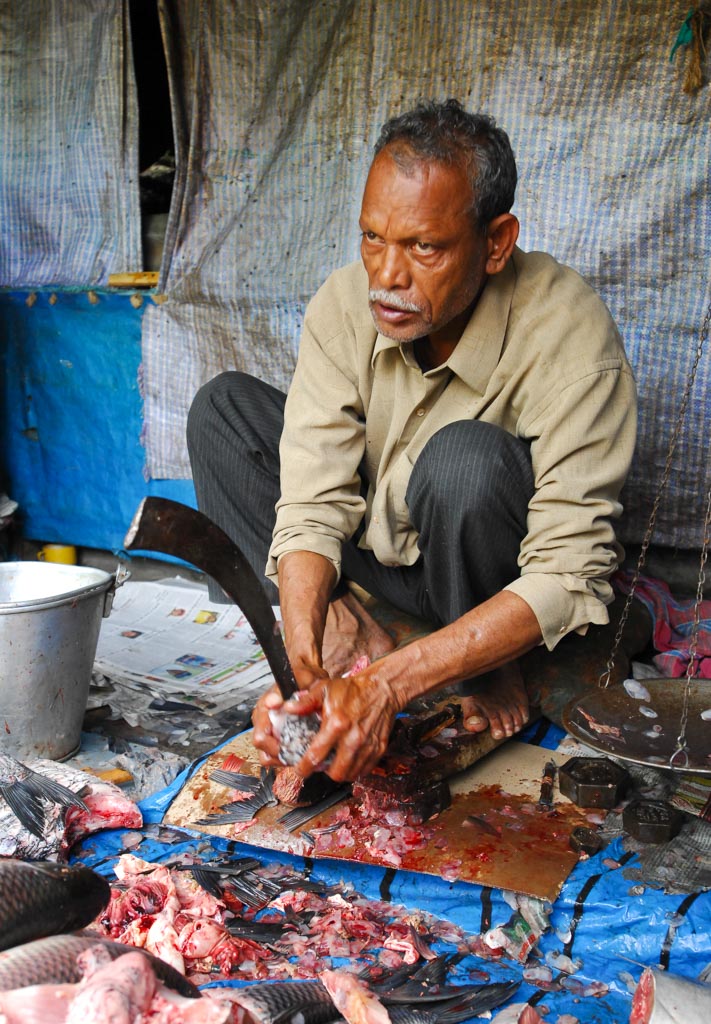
[382,984,486,1006]
[0,782,48,837]
[259,767,276,802]
[278,785,351,832]
[409,955,449,986]
[434,981,520,1022]
[195,797,264,824]
[25,769,88,812]
[137,949,200,998]
[210,769,262,792]
[370,960,423,993]
[190,866,224,899]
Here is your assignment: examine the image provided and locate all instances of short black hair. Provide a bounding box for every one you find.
[373,99,517,228]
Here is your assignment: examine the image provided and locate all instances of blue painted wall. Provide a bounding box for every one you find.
[0,289,195,552]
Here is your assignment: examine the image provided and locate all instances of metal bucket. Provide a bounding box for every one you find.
[0,561,122,760]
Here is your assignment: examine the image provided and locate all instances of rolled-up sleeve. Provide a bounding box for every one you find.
[266,297,367,584]
[505,362,638,649]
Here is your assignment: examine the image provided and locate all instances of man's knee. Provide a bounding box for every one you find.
[187,371,253,447]
[407,420,534,514]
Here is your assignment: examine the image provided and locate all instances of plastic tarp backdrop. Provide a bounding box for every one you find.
[1,1,710,549]
[0,0,141,286]
[145,0,711,549]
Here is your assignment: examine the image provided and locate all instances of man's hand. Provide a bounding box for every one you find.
[251,685,284,765]
[287,672,403,782]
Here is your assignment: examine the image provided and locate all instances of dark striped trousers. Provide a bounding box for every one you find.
[186,371,534,632]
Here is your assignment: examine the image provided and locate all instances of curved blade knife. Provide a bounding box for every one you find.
[124,497,298,699]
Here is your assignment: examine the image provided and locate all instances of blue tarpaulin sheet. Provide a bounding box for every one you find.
[72,721,711,1023]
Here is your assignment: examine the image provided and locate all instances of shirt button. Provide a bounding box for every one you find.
[373,515,379,524]
[559,625,567,633]
[416,408,425,417]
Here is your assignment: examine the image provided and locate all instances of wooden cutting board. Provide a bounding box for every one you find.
[165,733,590,901]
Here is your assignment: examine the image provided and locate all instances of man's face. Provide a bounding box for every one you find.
[359,150,489,346]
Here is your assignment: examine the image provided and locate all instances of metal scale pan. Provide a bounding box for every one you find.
[564,298,711,775]
[563,678,711,774]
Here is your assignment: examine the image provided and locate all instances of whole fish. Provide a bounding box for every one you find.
[0,860,110,952]
[0,934,199,998]
[0,752,86,839]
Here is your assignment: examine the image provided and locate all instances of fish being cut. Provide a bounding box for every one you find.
[0,860,110,952]
[0,758,142,860]
[0,935,199,997]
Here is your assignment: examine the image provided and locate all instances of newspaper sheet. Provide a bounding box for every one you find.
[94,578,276,713]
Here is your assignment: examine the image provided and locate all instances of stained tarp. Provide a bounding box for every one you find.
[0,0,141,287]
[74,722,711,1023]
[143,0,711,549]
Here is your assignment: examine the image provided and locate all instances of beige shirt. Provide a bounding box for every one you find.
[267,248,637,650]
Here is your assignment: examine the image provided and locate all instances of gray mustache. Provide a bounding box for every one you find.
[368,289,423,314]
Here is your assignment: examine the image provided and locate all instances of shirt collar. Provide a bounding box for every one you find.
[370,251,518,391]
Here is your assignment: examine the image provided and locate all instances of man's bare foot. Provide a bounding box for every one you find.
[322,590,396,677]
[460,661,529,741]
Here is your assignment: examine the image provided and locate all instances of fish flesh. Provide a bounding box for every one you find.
[0,753,86,838]
[630,966,711,1023]
[64,949,158,1023]
[273,766,343,808]
[0,859,110,952]
[0,934,199,997]
[321,969,392,1024]
[0,949,232,1024]
[0,758,142,861]
[351,779,451,825]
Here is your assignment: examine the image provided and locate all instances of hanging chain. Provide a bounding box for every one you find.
[669,482,711,768]
[599,296,711,688]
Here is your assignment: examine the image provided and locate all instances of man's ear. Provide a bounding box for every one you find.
[485,213,519,275]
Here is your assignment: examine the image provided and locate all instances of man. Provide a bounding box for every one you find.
[187,99,637,783]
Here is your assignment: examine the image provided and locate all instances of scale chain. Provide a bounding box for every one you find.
[599,295,711,690]
[669,482,711,768]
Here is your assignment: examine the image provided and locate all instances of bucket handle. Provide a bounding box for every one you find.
[103,563,131,617]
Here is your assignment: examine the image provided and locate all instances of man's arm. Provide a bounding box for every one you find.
[255,589,542,781]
